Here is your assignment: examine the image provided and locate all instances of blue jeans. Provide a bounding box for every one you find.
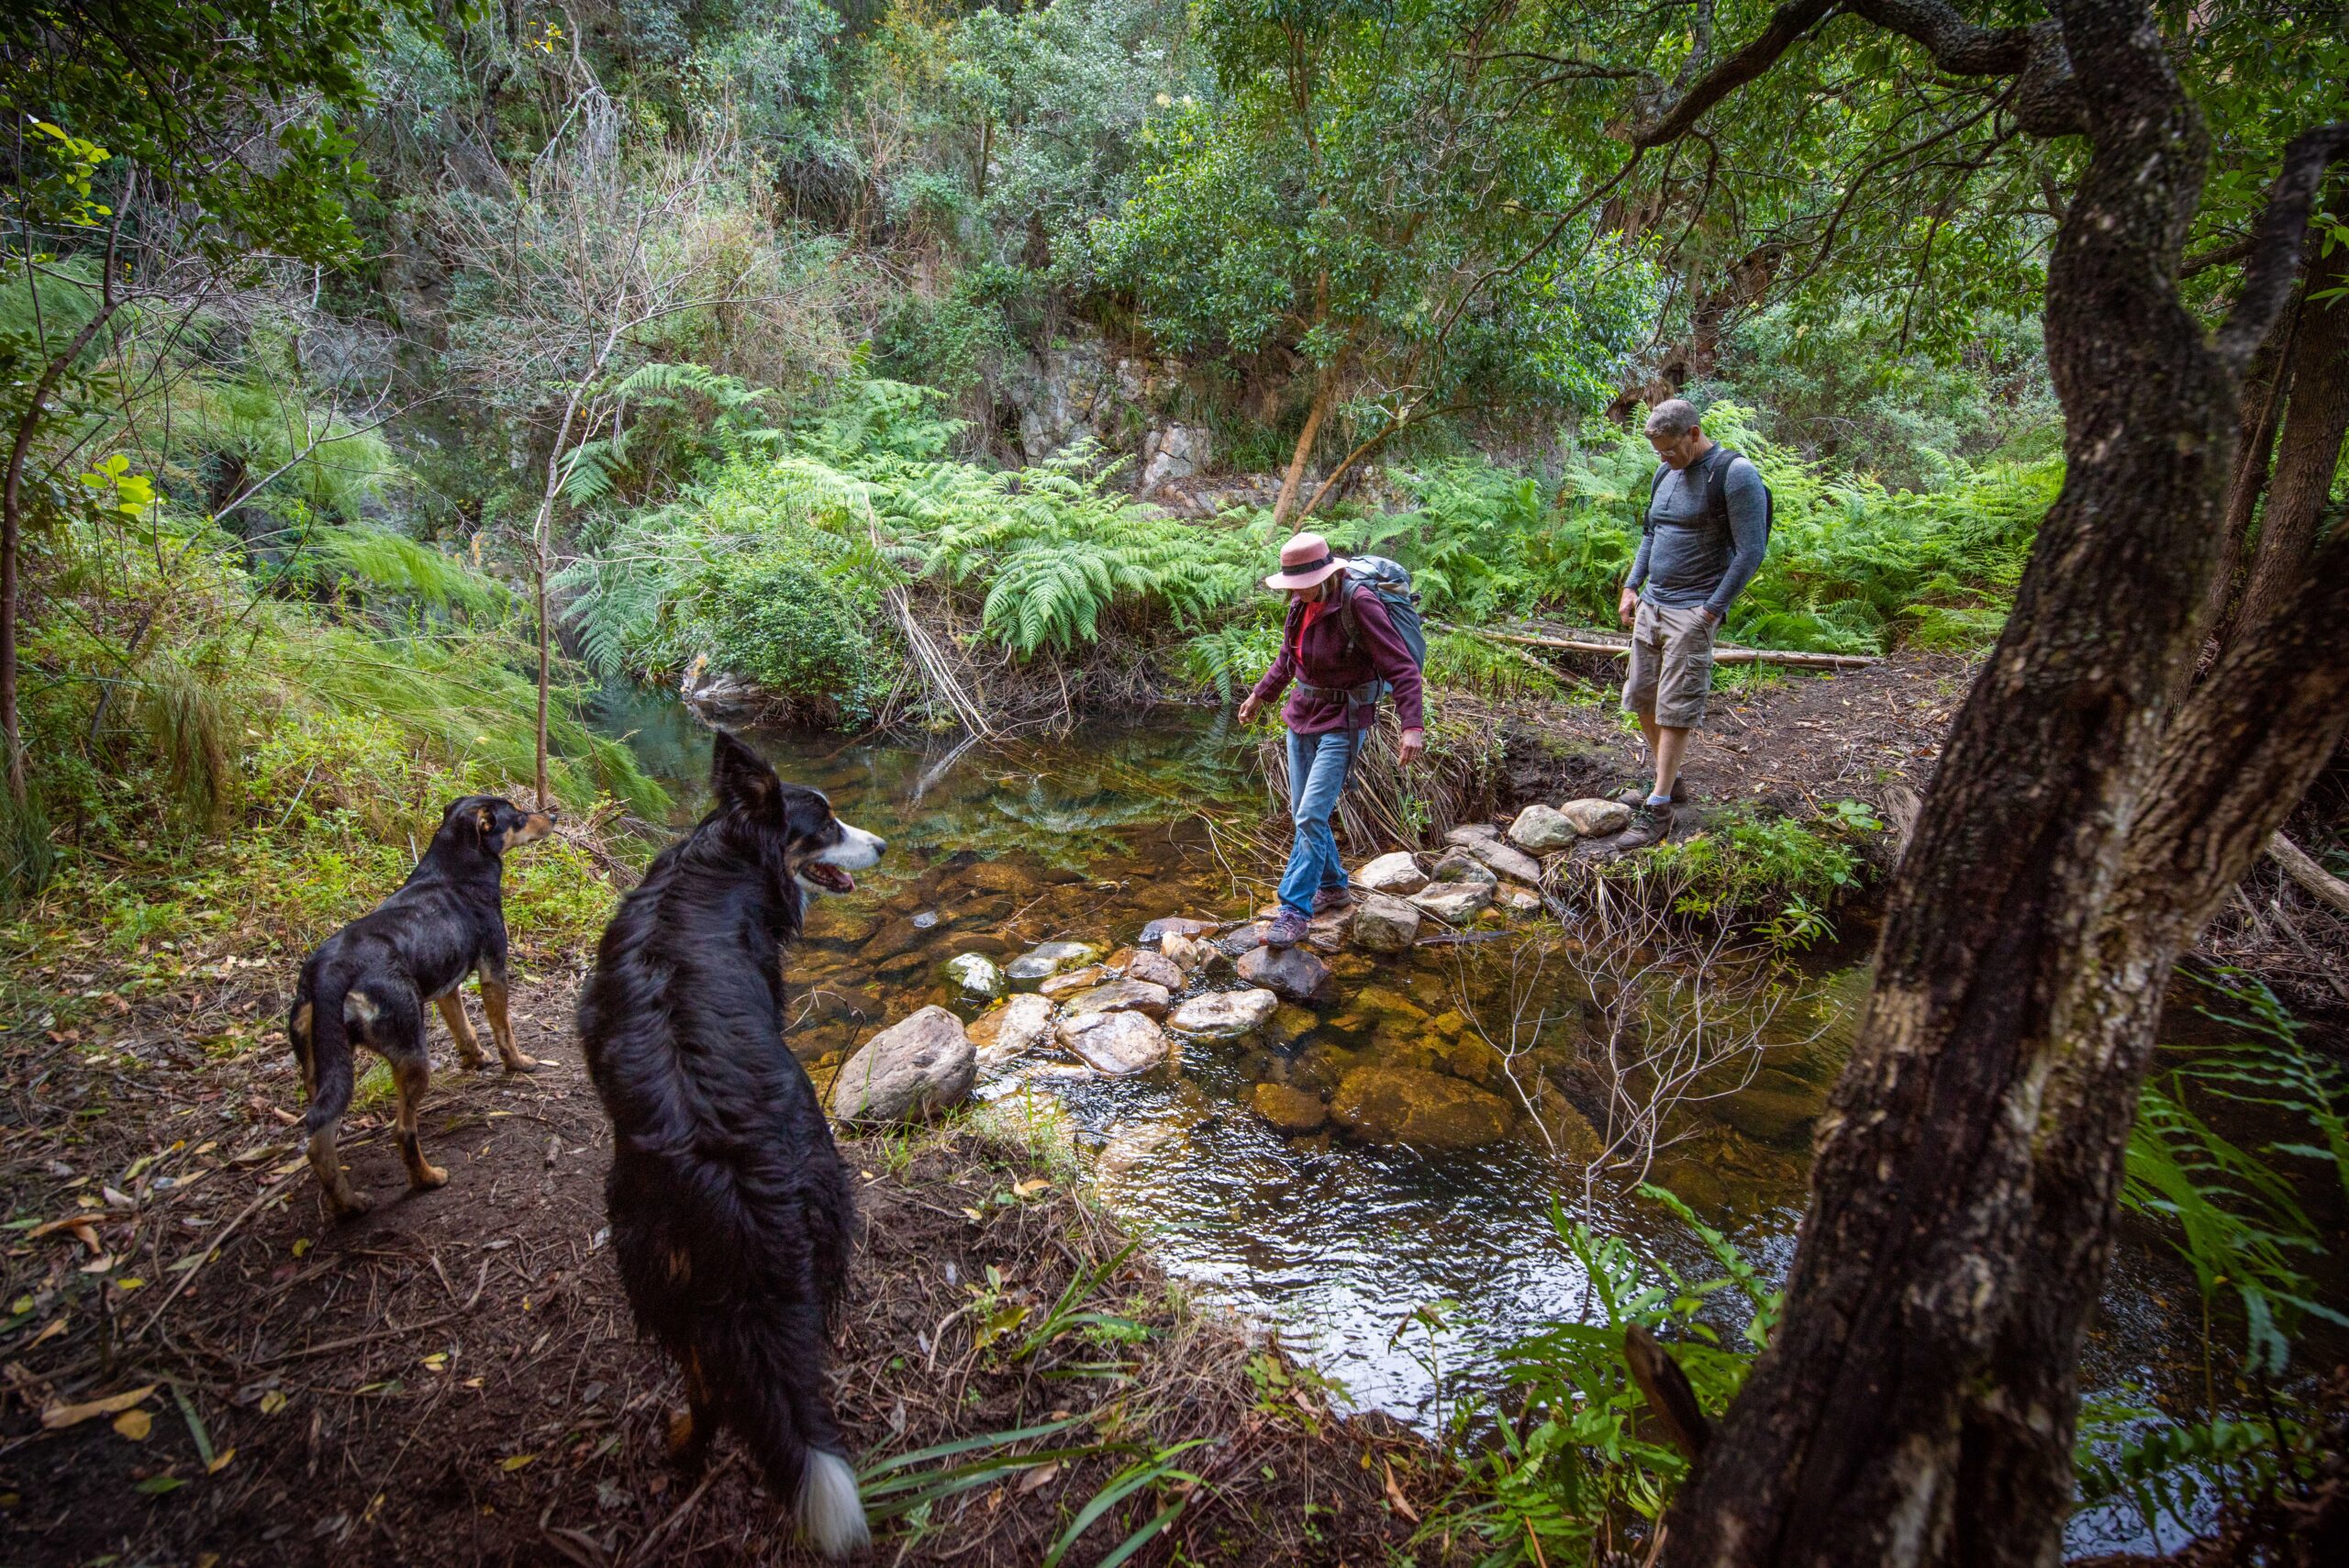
[1277,727,1363,917]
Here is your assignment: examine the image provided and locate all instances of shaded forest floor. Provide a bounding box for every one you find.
[0,967,1443,1567]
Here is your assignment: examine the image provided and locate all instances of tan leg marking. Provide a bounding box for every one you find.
[435,992,487,1070]
[480,977,540,1073]
[307,1126,370,1218]
[393,1058,448,1191]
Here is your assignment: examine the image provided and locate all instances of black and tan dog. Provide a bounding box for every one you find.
[289,795,555,1217]
[578,731,882,1557]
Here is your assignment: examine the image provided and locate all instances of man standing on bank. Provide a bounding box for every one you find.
[1237,533,1425,948]
[1615,398,1768,839]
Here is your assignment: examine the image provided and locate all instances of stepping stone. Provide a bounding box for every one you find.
[1141,916,1221,944]
[1252,1083,1330,1134]
[1443,823,1500,846]
[1507,804,1581,852]
[1495,884,1543,915]
[1039,964,1109,999]
[1351,892,1421,953]
[1060,978,1173,1019]
[1560,797,1633,837]
[1352,851,1428,895]
[1159,933,1208,972]
[1236,944,1332,1003]
[829,1007,975,1123]
[1430,848,1497,887]
[969,994,1057,1069]
[1166,988,1280,1040]
[1055,1010,1171,1076]
[1005,941,1100,986]
[942,952,1005,1003]
[1460,837,1542,884]
[1122,949,1185,990]
[1410,882,1494,924]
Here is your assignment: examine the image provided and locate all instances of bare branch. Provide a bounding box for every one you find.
[2216,123,2349,370]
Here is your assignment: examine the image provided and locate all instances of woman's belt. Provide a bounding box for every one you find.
[1294,678,1385,704]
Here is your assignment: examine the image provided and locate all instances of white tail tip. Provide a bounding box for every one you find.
[799,1448,870,1557]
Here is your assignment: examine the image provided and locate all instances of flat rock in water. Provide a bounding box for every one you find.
[1410,881,1494,924]
[1141,916,1221,944]
[1461,837,1543,884]
[1494,884,1543,915]
[942,952,1006,1002]
[1166,988,1281,1040]
[910,910,941,930]
[1507,804,1581,852]
[969,994,1057,1069]
[862,916,931,962]
[1560,797,1633,837]
[1330,1065,1513,1151]
[1352,851,1428,895]
[1351,892,1422,953]
[1216,924,1269,958]
[1443,823,1500,846]
[1038,964,1109,999]
[1005,941,1100,985]
[1235,944,1332,1002]
[1061,978,1173,1019]
[830,1006,976,1123]
[1252,1082,1330,1134]
[1122,949,1185,990]
[1430,848,1498,887]
[1306,909,1350,953]
[1056,1010,1171,1076]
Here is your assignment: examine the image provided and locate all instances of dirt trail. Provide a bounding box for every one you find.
[1,973,1435,1567]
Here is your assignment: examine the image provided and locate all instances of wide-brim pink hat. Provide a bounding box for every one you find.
[1264,531,1346,590]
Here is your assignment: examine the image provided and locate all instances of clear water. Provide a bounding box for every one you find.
[591,689,2286,1552]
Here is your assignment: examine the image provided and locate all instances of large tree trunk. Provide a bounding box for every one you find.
[2199,294,2296,645]
[1271,371,1338,529]
[1657,6,2349,1565]
[2232,226,2349,636]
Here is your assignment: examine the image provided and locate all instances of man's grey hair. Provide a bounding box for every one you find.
[1644,398,1702,439]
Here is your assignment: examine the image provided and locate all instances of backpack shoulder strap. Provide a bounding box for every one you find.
[1705,447,1739,541]
[1335,576,1365,652]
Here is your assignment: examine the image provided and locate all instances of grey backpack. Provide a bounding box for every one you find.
[1333,555,1427,669]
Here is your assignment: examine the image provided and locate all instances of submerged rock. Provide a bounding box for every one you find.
[1166,988,1280,1040]
[1122,949,1185,990]
[1330,1065,1514,1151]
[830,1006,976,1123]
[969,994,1057,1069]
[1559,797,1633,837]
[1252,1082,1330,1134]
[1061,978,1174,1019]
[942,952,1006,1003]
[1005,941,1100,986]
[1351,892,1422,953]
[1352,851,1429,895]
[1523,1081,1607,1162]
[1506,804,1581,852]
[1713,1084,1820,1147]
[1038,964,1109,999]
[1495,884,1543,915]
[1056,1010,1171,1075]
[1236,944,1332,1002]
[1410,881,1494,924]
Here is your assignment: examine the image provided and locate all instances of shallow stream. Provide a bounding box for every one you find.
[593,689,2259,1554]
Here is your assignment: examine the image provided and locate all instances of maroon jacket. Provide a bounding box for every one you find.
[1246,584,1426,735]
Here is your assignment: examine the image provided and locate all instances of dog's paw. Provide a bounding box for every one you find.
[329,1190,374,1220]
[409,1163,450,1190]
[500,1051,544,1074]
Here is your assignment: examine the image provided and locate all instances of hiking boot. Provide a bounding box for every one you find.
[1582,803,1674,858]
[1616,778,1690,806]
[1264,908,1311,948]
[1311,886,1355,915]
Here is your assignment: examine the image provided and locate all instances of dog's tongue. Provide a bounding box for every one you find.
[807,863,855,894]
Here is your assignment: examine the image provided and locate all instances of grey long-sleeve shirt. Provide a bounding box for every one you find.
[1627,445,1768,619]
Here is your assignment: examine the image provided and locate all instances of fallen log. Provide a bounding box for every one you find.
[2267,831,2349,915]
[1432,619,1881,670]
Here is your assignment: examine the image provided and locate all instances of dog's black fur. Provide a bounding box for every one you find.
[577,730,882,1555]
[289,795,556,1217]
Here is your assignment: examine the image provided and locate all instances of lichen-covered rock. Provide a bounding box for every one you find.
[1122,949,1185,990]
[1461,837,1543,884]
[1006,941,1101,986]
[1507,804,1581,852]
[1430,848,1498,887]
[1352,851,1429,895]
[829,1006,976,1123]
[969,994,1057,1069]
[1166,988,1281,1040]
[1039,964,1109,999]
[942,952,1006,1002]
[1061,978,1173,1019]
[1351,892,1422,953]
[1055,1010,1171,1075]
[1330,1066,1514,1150]
[1560,797,1633,837]
[1235,943,1332,1002]
[1252,1082,1330,1134]
[1410,881,1494,924]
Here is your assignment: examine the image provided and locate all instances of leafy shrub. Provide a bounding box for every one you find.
[698,551,887,723]
[1619,810,1868,936]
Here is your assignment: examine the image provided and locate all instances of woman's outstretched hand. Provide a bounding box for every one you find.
[1397,728,1425,766]
[1236,693,1262,726]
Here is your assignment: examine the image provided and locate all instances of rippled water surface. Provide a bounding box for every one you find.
[595,691,2270,1552]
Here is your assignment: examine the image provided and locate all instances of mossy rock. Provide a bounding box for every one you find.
[1252,1082,1330,1135]
[1330,1065,1513,1151]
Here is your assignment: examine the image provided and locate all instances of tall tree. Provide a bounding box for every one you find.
[1481,1,2349,1562]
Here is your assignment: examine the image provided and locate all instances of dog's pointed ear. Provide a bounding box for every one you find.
[474,804,496,838]
[710,729,778,814]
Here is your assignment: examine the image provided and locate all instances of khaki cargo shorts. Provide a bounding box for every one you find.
[1622,600,1717,728]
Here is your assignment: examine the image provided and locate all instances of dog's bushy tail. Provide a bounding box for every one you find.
[302,968,357,1136]
[707,1307,870,1557]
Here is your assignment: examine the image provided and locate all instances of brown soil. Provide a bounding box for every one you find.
[0,969,1449,1568]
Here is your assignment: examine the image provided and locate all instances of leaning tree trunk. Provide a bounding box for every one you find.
[2232,226,2349,638]
[1658,6,2349,1566]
